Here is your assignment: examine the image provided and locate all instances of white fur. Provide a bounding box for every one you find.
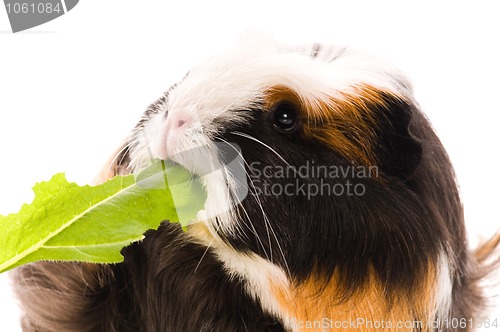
[215,245,291,323]
[189,211,292,325]
[163,41,411,133]
[433,251,453,324]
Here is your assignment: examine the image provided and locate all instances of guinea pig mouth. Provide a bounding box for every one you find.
[130,120,248,235]
[156,140,248,235]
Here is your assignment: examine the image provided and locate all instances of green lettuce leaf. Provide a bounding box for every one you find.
[0,160,205,273]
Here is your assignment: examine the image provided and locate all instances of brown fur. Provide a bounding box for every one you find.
[270,265,438,331]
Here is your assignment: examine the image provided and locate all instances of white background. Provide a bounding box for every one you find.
[0,1,499,330]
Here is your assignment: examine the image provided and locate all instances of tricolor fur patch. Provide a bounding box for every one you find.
[13,37,499,332]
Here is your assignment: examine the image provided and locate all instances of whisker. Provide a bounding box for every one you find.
[215,137,271,260]
[106,140,133,175]
[230,131,293,168]
[217,135,291,278]
[194,238,214,274]
[262,210,291,279]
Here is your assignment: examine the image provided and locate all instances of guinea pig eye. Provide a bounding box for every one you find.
[272,102,299,132]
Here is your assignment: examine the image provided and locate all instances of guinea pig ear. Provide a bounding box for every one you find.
[375,100,422,181]
[93,141,131,185]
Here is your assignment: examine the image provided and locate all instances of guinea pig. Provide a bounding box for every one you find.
[13,39,499,332]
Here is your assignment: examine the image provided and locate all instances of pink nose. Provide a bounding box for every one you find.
[166,113,192,132]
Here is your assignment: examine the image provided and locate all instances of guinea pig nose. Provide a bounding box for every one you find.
[166,112,193,131]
